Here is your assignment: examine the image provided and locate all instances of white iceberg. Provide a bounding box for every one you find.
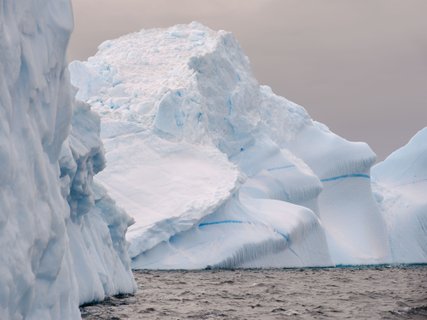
[372,128,427,263]
[70,22,423,269]
[0,1,135,319]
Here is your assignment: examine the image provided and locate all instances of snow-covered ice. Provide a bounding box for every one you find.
[70,22,425,269]
[0,1,135,319]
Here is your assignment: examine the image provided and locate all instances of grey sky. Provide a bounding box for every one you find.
[69,0,427,160]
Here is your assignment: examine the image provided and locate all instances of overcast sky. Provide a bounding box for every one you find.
[69,0,427,160]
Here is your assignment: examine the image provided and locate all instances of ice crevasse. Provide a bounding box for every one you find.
[0,0,135,319]
[70,22,425,269]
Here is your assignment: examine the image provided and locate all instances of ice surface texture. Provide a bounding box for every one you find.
[70,22,424,269]
[0,1,135,319]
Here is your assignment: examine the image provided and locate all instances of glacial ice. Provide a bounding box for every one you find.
[70,22,425,269]
[372,128,427,263]
[0,1,135,319]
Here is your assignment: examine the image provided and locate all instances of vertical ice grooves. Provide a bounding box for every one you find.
[213,239,288,269]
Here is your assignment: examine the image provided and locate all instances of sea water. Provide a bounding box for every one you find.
[81,265,427,319]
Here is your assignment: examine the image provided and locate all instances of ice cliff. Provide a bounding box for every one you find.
[0,0,135,319]
[70,22,425,269]
[372,128,427,263]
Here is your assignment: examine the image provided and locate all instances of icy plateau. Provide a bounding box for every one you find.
[70,22,427,270]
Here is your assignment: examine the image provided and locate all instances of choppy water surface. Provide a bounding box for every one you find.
[81,266,427,319]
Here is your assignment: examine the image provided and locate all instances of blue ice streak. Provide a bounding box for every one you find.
[267,164,295,172]
[199,220,245,228]
[321,173,370,182]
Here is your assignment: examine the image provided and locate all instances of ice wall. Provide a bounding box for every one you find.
[372,128,427,263]
[70,23,397,269]
[0,1,135,319]
[61,101,136,304]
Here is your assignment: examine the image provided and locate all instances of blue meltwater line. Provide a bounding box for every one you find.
[266,164,295,172]
[321,173,370,182]
[198,220,245,228]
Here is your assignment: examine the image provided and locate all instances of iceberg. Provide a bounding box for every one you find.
[70,22,422,269]
[372,128,427,263]
[0,0,135,319]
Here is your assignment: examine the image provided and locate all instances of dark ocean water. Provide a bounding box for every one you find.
[81,265,427,319]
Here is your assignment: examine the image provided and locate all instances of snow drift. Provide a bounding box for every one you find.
[70,22,424,269]
[0,1,135,319]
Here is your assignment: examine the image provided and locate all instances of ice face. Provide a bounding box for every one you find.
[60,101,136,305]
[0,1,135,319]
[70,22,422,269]
[372,128,427,263]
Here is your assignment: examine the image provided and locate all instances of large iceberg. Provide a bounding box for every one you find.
[0,0,135,319]
[372,128,427,263]
[70,22,423,269]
